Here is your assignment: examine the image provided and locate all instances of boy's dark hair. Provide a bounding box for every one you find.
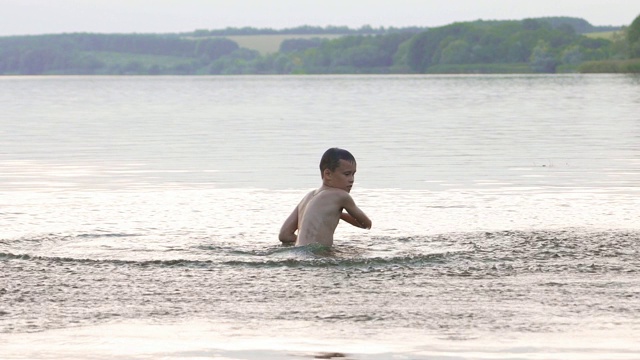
[319,147,356,174]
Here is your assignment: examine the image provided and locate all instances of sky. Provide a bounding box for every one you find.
[1,0,638,36]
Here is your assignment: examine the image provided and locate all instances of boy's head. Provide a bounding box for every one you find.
[319,148,357,192]
[319,148,356,175]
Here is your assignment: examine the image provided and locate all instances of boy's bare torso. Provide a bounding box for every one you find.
[278,155,371,247]
[295,188,344,247]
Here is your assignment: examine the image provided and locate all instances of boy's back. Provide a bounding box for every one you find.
[295,188,349,247]
[278,148,371,247]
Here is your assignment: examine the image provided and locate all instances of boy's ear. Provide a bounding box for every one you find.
[323,168,332,179]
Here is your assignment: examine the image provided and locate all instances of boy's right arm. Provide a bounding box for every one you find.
[278,206,298,243]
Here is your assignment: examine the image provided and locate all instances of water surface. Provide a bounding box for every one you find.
[1,75,639,359]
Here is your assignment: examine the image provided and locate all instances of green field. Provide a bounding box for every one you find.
[195,34,345,55]
[584,31,622,40]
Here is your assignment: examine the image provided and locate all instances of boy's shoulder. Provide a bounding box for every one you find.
[303,187,349,201]
[318,186,348,194]
[318,187,351,201]
[298,187,348,213]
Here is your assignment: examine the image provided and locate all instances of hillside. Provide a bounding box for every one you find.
[0,16,636,75]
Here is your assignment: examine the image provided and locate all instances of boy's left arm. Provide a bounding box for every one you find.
[340,193,372,229]
[340,212,366,228]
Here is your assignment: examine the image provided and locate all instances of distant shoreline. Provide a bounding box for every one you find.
[1,17,638,75]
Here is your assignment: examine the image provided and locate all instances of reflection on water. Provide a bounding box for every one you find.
[1,75,639,190]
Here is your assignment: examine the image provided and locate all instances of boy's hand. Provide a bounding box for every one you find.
[279,233,297,244]
[280,238,296,245]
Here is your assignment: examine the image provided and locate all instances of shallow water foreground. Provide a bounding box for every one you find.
[2,320,639,360]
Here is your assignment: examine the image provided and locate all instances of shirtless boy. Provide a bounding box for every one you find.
[279,148,372,247]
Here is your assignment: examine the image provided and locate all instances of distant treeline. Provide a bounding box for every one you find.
[403,19,614,74]
[181,18,617,36]
[184,24,428,37]
[535,17,620,33]
[1,16,638,75]
[0,33,239,75]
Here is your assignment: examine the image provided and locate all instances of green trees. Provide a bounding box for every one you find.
[577,13,640,73]
[530,40,557,72]
[402,19,597,73]
[406,23,474,72]
[628,14,640,58]
[284,33,413,73]
[0,17,633,75]
[0,34,238,74]
[195,39,239,61]
[208,48,261,74]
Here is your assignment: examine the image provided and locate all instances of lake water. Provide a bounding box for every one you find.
[1,75,639,359]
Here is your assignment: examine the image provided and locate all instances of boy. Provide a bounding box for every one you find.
[279,148,372,247]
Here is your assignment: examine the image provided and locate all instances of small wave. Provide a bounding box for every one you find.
[76,232,143,238]
[202,243,341,258]
[2,229,638,274]
[387,229,640,260]
[0,249,454,270]
[0,252,213,268]
[222,252,454,268]
[1,232,143,245]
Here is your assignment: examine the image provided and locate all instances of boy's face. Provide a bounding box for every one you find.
[324,159,356,192]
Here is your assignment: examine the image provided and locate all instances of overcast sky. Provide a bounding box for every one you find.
[1,0,638,36]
